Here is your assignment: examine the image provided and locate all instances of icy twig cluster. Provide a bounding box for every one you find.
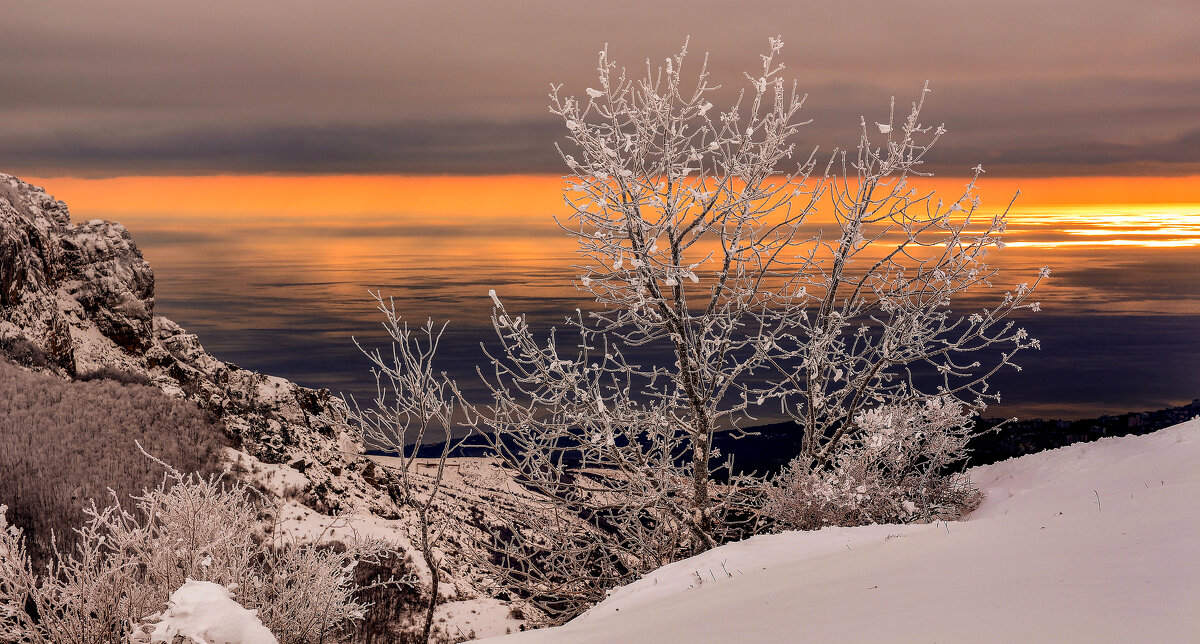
[764,397,984,529]
[0,458,398,643]
[346,292,465,644]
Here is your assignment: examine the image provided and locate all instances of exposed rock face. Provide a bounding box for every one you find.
[0,173,388,515]
[0,179,76,371]
[59,218,155,353]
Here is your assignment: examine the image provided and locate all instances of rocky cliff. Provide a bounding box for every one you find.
[0,173,388,515]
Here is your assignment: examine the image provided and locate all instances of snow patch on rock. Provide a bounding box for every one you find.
[143,580,277,644]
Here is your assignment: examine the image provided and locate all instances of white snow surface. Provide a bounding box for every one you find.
[437,597,526,641]
[145,580,277,644]
[484,418,1200,643]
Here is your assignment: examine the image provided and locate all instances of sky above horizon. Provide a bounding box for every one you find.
[3,1,1198,419]
[2,0,1198,178]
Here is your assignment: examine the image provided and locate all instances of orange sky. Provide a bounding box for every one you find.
[23,174,1200,226]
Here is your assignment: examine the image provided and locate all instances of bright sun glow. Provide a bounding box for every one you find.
[1006,203,1200,248]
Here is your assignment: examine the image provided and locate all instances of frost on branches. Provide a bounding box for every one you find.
[764,397,982,530]
[345,295,463,644]
[0,462,393,644]
[368,37,1046,624]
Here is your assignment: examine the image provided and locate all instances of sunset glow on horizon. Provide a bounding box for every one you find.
[25,173,1200,251]
[27,173,1200,212]
[4,0,1196,421]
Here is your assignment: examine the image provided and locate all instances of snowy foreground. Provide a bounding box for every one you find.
[485,418,1200,643]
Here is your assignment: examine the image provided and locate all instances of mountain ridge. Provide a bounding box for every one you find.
[0,173,388,516]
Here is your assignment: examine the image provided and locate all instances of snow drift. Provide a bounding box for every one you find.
[142,580,277,644]
[485,417,1200,643]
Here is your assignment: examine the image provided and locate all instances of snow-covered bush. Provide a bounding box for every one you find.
[764,398,982,530]
[0,467,390,644]
[240,534,384,643]
[0,504,38,640]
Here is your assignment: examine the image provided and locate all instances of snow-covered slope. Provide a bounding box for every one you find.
[485,417,1200,643]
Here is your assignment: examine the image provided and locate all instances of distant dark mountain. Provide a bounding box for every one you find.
[377,399,1200,478]
[718,398,1199,475]
[967,399,1200,466]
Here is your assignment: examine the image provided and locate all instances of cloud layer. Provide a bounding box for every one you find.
[3,0,1197,177]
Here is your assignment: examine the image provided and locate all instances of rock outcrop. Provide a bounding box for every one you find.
[0,173,387,515]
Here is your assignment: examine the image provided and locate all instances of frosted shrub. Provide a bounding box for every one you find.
[239,536,382,643]
[0,505,38,640]
[765,398,982,530]
[0,467,390,644]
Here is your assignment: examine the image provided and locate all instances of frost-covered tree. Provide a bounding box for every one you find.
[468,37,814,562]
[345,293,463,644]
[748,92,1047,470]
[385,37,1045,622]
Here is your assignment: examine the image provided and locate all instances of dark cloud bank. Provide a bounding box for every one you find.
[2,0,1197,177]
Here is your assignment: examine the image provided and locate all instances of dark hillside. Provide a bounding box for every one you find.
[0,358,228,562]
[394,399,1200,480]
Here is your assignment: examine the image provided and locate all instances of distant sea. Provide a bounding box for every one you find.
[116,202,1200,421]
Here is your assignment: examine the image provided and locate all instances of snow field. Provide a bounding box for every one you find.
[484,418,1200,643]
